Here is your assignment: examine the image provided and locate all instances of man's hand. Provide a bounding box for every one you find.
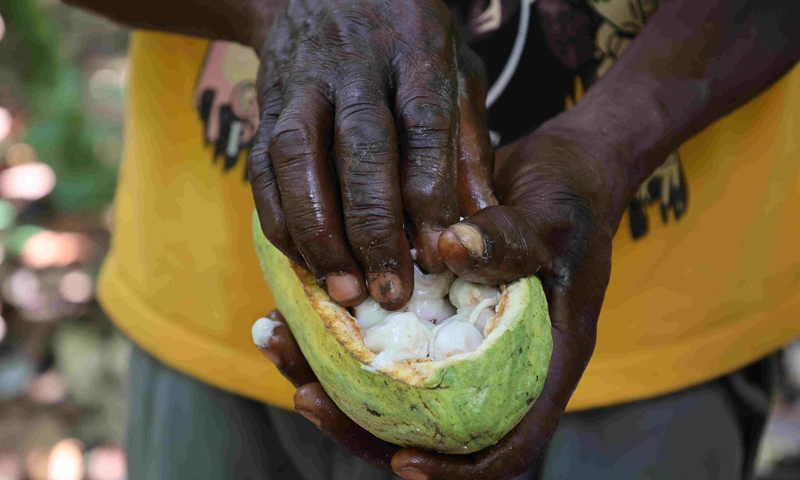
[389,125,616,480]
[247,0,495,311]
[255,115,619,479]
[65,0,497,311]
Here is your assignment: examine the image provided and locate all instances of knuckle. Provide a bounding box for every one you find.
[398,54,457,91]
[341,165,390,197]
[247,115,283,184]
[404,180,446,208]
[346,203,396,230]
[336,77,387,112]
[398,88,456,133]
[337,98,386,124]
[336,106,395,154]
[261,93,283,115]
[403,124,453,154]
[268,116,320,163]
[290,215,333,248]
[346,215,399,258]
[247,137,270,167]
[550,188,594,232]
[247,160,278,191]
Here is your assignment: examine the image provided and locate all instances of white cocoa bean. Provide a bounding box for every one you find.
[448,278,500,310]
[404,296,457,325]
[412,263,455,298]
[429,321,484,361]
[353,297,392,330]
[363,312,431,361]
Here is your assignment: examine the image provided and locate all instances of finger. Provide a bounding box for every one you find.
[294,383,400,471]
[394,47,461,273]
[455,49,497,217]
[270,81,368,307]
[392,242,610,480]
[248,96,306,267]
[255,310,317,387]
[334,70,413,310]
[437,206,554,284]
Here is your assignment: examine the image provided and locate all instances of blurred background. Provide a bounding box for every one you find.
[0,1,798,480]
[0,0,127,479]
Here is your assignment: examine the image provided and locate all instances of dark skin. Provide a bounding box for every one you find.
[246,0,498,310]
[63,0,800,478]
[67,0,497,310]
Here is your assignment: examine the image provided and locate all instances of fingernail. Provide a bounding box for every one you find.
[368,272,405,309]
[326,274,363,306]
[297,408,323,429]
[450,223,486,257]
[395,469,429,480]
[416,227,445,273]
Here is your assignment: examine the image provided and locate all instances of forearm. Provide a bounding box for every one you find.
[62,0,287,47]
[554,0,800,213]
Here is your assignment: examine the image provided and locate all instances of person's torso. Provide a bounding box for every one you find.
[98,0,800,411]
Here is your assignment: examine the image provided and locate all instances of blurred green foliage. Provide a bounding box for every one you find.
[2,0,119,213]
[0,0,131,467]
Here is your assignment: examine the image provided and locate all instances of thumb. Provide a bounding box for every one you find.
[438,205,554,284]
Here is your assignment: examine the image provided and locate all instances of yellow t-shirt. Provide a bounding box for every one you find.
[97,31,800,413]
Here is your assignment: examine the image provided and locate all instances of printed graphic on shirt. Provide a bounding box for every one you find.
[587,0,688,239]
[546,0,688,239]
[470,0,505,34]
[536,0,599,71]
[457,0,521,38]
[194,42,260,173]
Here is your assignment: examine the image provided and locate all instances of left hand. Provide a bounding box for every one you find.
[256,109,627,479]
[247,0,497,311]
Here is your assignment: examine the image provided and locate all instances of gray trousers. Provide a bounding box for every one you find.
[126,345,773,480]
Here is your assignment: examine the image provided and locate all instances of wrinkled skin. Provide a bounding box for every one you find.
[247,9,618,478]
[247,0,496,311]
[257,116,617,479]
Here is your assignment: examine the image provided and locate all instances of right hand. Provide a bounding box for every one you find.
[247,0,496,311]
